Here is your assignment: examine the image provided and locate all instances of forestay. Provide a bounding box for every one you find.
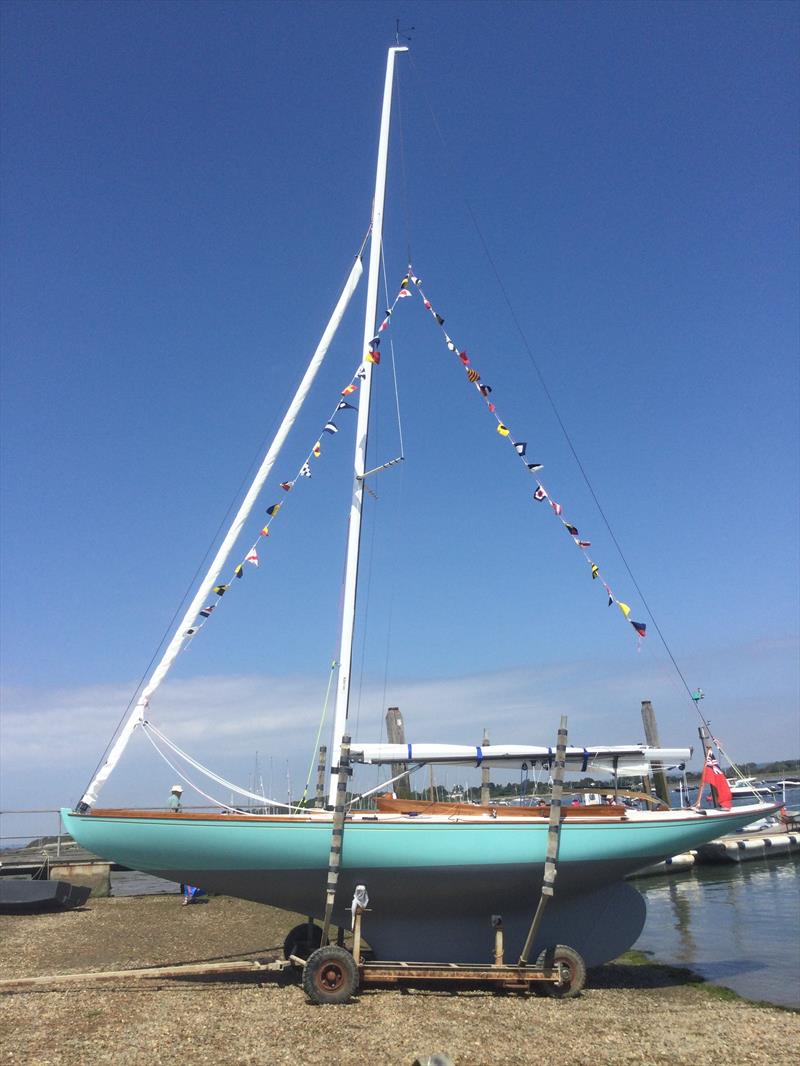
[78,251,365,811]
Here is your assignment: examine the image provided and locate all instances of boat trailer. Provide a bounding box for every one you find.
[297,716,588,1005]
[298,913,586,1005]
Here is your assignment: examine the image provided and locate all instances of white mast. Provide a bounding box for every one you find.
[328,45,408,803]
[79,253,364,810]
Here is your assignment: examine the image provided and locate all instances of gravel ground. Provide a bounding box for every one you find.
[1,895,797,1066]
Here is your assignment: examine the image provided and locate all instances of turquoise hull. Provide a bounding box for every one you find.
[61,806,765,875]
[61,804,772,966]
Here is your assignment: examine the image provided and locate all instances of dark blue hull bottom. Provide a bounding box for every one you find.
[153,860,646,967]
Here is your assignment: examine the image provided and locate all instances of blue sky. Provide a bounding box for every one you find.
[1,1,798,831]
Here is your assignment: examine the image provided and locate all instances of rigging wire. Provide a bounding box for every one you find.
[407,52,712,730]
[394,53,413,267]
[382,246,407,457]
[143,720,297,812]
[142,726,254,813]
[350,387,378,743]
[79,506,250,797]
[79,239,371,801]
[347,762,424,808]
[297,659,337,807]
[377,250,408,781]
[351,237,408,754]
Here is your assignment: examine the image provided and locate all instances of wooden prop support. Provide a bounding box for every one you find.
[0,957,297,993]
[492,916,504,966]
[352,909,362,963]
[320,735,351,945]
[518,715,568,965]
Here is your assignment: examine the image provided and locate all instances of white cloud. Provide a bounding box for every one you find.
[1,633,797,833]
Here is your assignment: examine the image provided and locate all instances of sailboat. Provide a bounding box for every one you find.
[61,45,776,970]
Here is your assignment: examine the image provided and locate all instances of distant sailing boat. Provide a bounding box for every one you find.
[62,45,777,969]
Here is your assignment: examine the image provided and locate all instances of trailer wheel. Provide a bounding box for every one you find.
[283,921,323,962]
[537,945,586,999]
[303,946,359,1005]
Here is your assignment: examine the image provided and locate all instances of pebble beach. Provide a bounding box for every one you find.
[1,894,797,1066]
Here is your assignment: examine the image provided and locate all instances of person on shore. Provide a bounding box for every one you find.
[181,884,203,905]
[167,786,204,904]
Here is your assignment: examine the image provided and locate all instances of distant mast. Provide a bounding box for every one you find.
[328,44,408,803]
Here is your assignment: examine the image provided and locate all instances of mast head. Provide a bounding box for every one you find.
[394,18,413,46]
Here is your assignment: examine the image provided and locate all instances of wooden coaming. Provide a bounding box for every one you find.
[375,796,627,819]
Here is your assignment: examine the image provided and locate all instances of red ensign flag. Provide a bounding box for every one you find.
[701,750,733,810]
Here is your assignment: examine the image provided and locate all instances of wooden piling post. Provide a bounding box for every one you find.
[641,700,670,805]
[480,729,491,806]
[385,707,412,799]
[696,724,713,807]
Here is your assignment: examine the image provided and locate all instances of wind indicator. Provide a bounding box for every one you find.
[395,19,415,43]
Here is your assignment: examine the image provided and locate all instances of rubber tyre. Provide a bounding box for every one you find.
[283,922,323,962]
[303,946,359,1005]
[537,945,586,999]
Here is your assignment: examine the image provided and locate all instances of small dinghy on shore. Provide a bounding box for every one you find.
[0,879,91,914]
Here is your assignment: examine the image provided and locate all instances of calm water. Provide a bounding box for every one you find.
[634,856,800,1009]
[632,783,800,1008]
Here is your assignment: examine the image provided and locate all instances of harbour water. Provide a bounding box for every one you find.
[112,853,800,1009]
[633,856,800,1009]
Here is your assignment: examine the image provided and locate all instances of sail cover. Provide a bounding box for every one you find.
[350,743,690,776]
